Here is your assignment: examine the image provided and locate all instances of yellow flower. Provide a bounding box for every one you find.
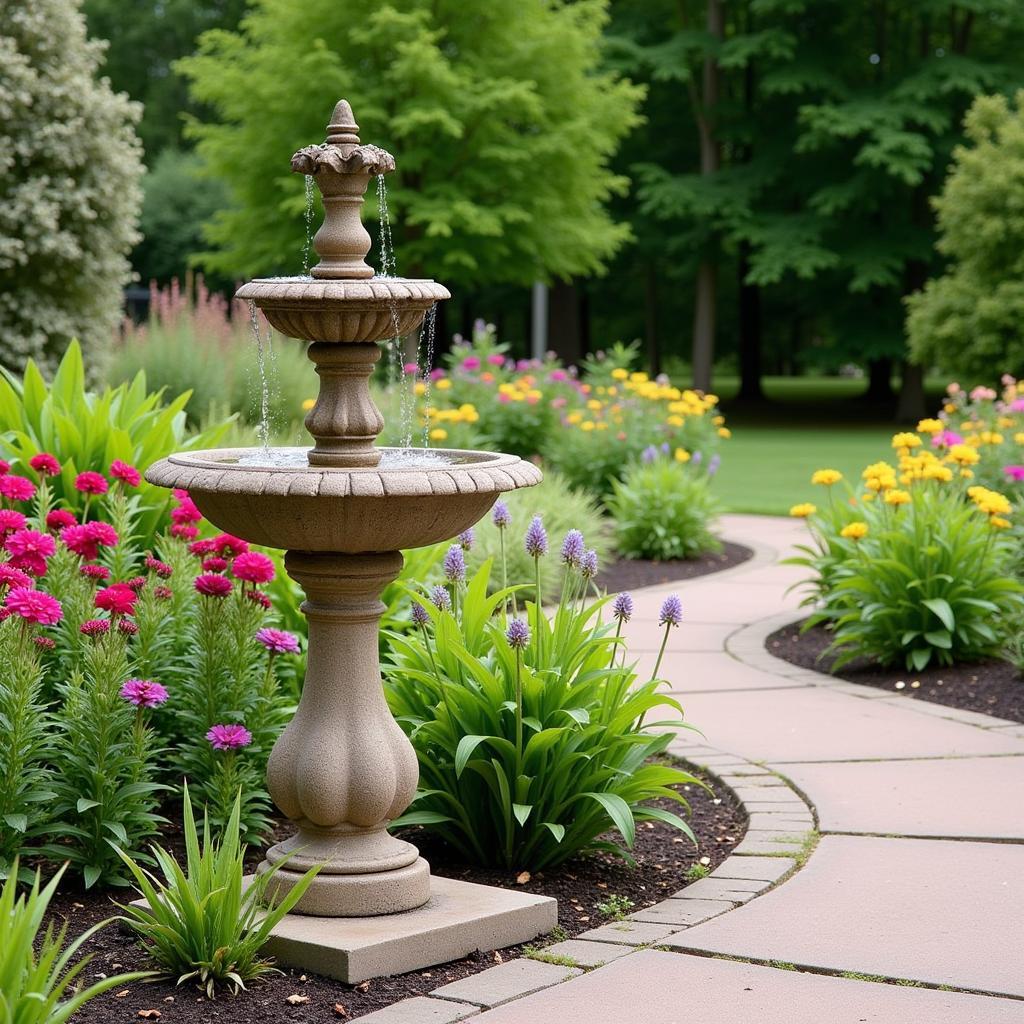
[301,398,315,411]
[717,427,731,439]
[862,492,875,502]
[967,486,1012,517]
[586,399,603,411]
[811,469,843,486]
[944,403,957,414]
[567,412,584,425]
[666,415,684,427]
[891,432,921,451]
[998,416,1014,429]
[883,489,911,506]
[674,448,690,463]
[961,468,975,479]
[595,421,609,430]
[922,463,953,483]
[916,418,943,434]
[580,421,596,432]
[435,378,451,391]
[1015,433,1024,445]
[947,444,980,466]
[712,415,725,426]
[413,382,426,396]
[789,503,817,518]
[629,371,649,383]
[611,368,629,381]
[429,428,448,441]
[991,516,1012,529]
[841,521,868,540]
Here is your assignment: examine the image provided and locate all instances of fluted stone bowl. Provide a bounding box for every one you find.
[146,448,542,552]
[236,278,450,344]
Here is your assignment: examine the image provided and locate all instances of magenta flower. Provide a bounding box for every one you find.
[121,679,168,708]
[0,564,33,591]
[195,573,232,597]
[213,533,249,557]
[29,453,60,476]
[232,551,275,584]
[95,584,138,616]
[0,460,9,475]
[153,585,173,601]
[403,361,418,375]
[61,521,118,560]
[0,476,37,503]
[4,529,55,576]
[80,619,110,637]
[1003,465,1024,482]
[33,636,55,651]
[118,619,138,635]
[74,471,108,496]
[171,497,202,525]
[6,587,62,625]
[0,510,27,536]
[206,723,252,750]
[487,354,505,366]
[45,509,76,532]
[144,556,173,578]
[171,524,199,540]
[80,564,111,581]
[255,627,300,655]
[189,539,216,556]
[110,460,141,486]
[246,590,271,609]
[932,429,964,449]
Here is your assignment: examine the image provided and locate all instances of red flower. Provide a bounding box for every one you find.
[171,524,199,540]
[4,529,56,577]
[144,556,172,578]
[45,509,76,532]
[231,551,274,584]
[172,488,189,500]
[0,476,37,503]
[0,460,9,475]
[194,573,232,598]
[118,619,139,635]
[5,587,62,625]
[29,453,60,476]
[0,564,34,591]
[153,585,173,601]
[110,460,140,486]
[189,539,216,556]
[74,471,108,496]
[95,584,137,616]
[245,590,271,609]
[214,534,248,557]
[80,564,111,581]
[171,497,202,524]
[126,576,147,592]
[61,522,118,560]
[33,636,55,650]
[202,556,228,572]
[80,618,110,637]
[0,510,27,536]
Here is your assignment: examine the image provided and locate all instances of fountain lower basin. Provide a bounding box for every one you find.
[146,447,541,551]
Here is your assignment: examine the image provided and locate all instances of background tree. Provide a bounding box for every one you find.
[908,91,1024,381]
[0,0,144,370]
[178,0,644,292]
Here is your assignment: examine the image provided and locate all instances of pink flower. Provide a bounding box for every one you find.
[95,584,138,616]
[80,618,110,637]
[189,539,216,556]
[195,573,232,597]
[0,460,9,475]
[110,460,141,487]
[497,392,511,404]
[61,521,119,560]
[1004,465,1024,482]
[206,723,252,750]
[429,368,446,381]
[118,619,139,635]
[74,471,108,496]
[0,564,34,591]
[80,564,111,581]
[213,534,248,557]
[34,636,55,651]
[5,587,62,625]
[487,354,505,366]
[172,489,189,500]
[246,590,271,609]
[232,551,274,584]
[256,627,300,654]
[0,510,27,536]
[125,576,146,592]
[202,556,228,572]
[403,362,418,375]
[45,509,76,532]
[931,430,964,449]
[144,556,172,578]
[29,453,60,476]
[153,585,173,601]
[1011,399,1024,412]
[461,356,481,371]
[5,529,56,577]
[171,524,199,540]
[171,497,202,524]
[548,369,568,382]
[0,476,37,503]
[120,679,168,708]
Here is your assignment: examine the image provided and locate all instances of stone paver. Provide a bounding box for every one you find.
[783,756,1024,838]
[674,686,1024,762]
[431,958,581,1008]
[628,897,735,927]
[471,950,1024,1023]
[537,939,635,967]
[705,855,796,883]
[668,834,1024,997]
[624,619,738,653]
[630,650,807,692]
[575,920,679,946]
[355,997,478,1023]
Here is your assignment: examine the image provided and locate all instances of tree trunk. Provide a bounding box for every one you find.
[738,242,763,400]
[644,264,660,376]
[547,280,583,366]
[692,263,715,390]
[896,361,926,421]
[865,358,894,402]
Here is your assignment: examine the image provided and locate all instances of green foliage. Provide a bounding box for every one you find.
[0,0,143,369]
[596,893,635,920]
[117,787,318,998]
[385,560,700,870]
[608,457,721,561]
[0,865,149,1023]
[908,92,1024,378]
[467,472,608,603]
[0,341,231,545]
[177,0,642,287]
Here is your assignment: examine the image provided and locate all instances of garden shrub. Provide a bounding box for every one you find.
[789,435,1024,670]
[385,538,700,871]
[608,454,721,560]
[466,471,608,602]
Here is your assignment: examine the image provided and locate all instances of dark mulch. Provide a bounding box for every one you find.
[767,618,1024,724]
[59,766,745,1023]
[596,541,752,594]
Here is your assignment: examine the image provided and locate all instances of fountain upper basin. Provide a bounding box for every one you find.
[237,277,450,343]
[146,447,541,552]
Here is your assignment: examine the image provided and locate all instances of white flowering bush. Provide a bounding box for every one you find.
[0,0,143,368]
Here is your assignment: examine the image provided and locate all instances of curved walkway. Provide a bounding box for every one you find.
[474,515,1024,1022]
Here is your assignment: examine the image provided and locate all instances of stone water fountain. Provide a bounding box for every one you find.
[146,100,553,981]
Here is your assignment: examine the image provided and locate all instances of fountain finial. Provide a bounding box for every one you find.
[326,100,359,144]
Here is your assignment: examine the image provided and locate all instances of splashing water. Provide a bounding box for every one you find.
[302,175,316,275]
[376,175,396,279]
[420,303,438,447]
[247,300,272,454]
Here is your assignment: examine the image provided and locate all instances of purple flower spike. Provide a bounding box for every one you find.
[612,592,634,623]
[492,500,511,528]
[458,527,475,551]
[691,450,703,467]
[411,602,430,626]
[708,454,721,477]
[443,543,466,583]
[525,515,548,558]
[560,529,585,567]
[659,594,683,627]
[506,618,530,650]
[430,584,452,611]
[581,549,598,579]
[641,445,659,464]
[206,723,252,750]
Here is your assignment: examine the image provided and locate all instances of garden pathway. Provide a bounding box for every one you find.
[468,514,1024,1022]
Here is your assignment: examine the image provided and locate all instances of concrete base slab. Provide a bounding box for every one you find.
[258,873,557,983]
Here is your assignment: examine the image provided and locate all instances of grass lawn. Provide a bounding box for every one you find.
[709,375,945,516]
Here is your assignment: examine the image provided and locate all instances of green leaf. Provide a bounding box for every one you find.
[512,803,533,827]
[921,598,955,631]
[585,792,636,848]
[454,735,490,777]
[77,798,101,813]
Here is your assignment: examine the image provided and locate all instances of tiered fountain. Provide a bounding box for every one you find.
[146,101,553,981]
